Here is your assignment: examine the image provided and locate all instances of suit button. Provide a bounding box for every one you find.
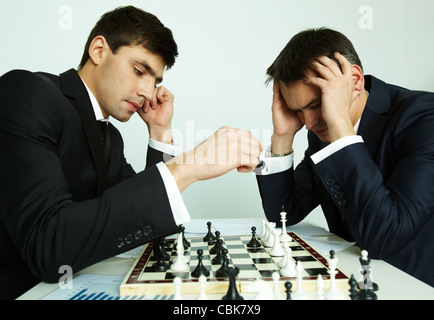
[125,234,133,244]
[116,237,125,248]
[134,230,142,240]
[143,225,152,236]
[326,178,336,186]
[334,192,344,200]
[338,199,347,207]
[331,185,340,192]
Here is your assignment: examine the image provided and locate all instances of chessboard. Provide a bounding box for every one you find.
[119,230,350,298]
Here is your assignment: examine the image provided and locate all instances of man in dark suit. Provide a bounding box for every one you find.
[0,6,262,299]
[255,28,434,287]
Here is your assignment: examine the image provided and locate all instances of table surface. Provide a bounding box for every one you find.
[17,219,434,300]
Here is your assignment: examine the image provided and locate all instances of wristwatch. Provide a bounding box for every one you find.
[265,145,292,157]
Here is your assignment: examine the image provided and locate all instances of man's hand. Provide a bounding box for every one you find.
[165,127,263,192]
[271,81,303,155]
[304,52,356,142]
[138,85,174,144]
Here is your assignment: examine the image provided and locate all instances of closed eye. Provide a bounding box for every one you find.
[134,67,144,76]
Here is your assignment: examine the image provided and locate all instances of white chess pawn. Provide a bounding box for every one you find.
[260,221,270,245]
[279,211,292,243]
[277,243,291,268]
[173,277,182,300]
[197,275,208,300]
[170,234,189,271]
[272,272,283,300]
[292,261,310,300]
[316,275,325,300]
[263,222,276,247]
[279,247,297,277]
[257,219,267,240]
[270,229,284,257]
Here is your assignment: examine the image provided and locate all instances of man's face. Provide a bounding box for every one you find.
[279,80,331,142]
[94,44,165,122]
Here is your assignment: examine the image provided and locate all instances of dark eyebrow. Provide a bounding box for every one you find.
[134,59,164,83]
[301,98,321,110]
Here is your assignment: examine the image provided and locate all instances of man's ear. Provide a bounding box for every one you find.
[352,64,365,100]
[88,35,109,66]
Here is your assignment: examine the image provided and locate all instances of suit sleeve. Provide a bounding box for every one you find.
[313,96,434,259]
[0,70,180,283]
[256,151,320,226]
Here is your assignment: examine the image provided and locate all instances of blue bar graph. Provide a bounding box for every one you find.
[41,274,174,300]
[69,288,122,300]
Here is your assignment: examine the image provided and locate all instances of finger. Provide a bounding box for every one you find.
[239,153,261,172]
[156,86,173,104]
[150,96,157,109]
[273,81,280,94]
[310,57,340,79]
[155,86,165,104]
[334,52,352,76]
[239,140,262,163]
[237,166,254,173]
[272,81,283,104]
[237,131,263,154]
[143,100,151,113]
[303,75,326,89]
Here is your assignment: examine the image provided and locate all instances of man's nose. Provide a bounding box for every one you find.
[137,78,155,102]
[302,109,321,130]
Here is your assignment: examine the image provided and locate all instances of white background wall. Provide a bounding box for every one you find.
[2,0,434,229]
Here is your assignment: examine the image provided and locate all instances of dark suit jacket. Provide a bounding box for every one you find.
[257,75,434,287]
[0,69,180,299]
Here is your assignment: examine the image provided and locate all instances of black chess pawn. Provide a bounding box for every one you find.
[211,239,226,265]
[209,231,222,254]
[154,238,170,261]
[348,274,358,300]
[285,281,292,300]
[152,240,170,272]
[215,248,230,278]
[191,249,210,278]
[222,267,244,300]
[357,287,378,300]
[203,221,216,243]
[247,226,262,248]
[180,225,190,249]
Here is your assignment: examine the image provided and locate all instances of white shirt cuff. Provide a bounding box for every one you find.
[310,135,364,164]
[254,150,294,175]
[156,162,191,226]
[149,139,183,157]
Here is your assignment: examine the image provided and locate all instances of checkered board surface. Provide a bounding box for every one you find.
[120,232,349,296]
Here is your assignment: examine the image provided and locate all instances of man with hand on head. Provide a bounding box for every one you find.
[255,28,434,287]
[0,6,261,299]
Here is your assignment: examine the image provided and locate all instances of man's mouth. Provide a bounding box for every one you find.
[313,127,328,135]
[126,101,140,112]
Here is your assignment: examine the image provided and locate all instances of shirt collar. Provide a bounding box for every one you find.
[80,78,109,122]
[354,90,369,134]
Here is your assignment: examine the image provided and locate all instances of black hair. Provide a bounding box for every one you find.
[266,27,362,86]
[78,6,178,70]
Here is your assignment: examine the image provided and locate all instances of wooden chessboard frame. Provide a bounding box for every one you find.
[119,232,349,297]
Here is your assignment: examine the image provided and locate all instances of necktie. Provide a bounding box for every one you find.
[98,121,110,164]
[98,121,107,146]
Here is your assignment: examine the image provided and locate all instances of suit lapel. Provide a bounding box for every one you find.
[59,69,107,196]
[357,76,392,160]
